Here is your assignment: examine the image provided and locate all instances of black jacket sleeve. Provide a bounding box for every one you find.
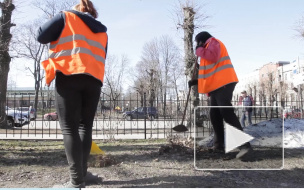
[36,12,65,44]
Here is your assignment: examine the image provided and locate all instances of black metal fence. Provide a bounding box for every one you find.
[1,92,299,140]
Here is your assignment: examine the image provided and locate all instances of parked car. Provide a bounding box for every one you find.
[283,108,304,119]
[44,112,58,121]
[16,107,36,121]
[5,106,29,128]
[123,107,158,121]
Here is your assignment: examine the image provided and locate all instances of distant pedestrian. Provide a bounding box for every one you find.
[188,31,252,159]
[240,90,253,128]
[37,0,107,188]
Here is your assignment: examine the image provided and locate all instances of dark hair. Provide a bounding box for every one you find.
[195,31,213,44]
[75,0,98,18]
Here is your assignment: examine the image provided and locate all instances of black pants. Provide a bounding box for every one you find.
[209,83,243,149]
[55,72,101,185]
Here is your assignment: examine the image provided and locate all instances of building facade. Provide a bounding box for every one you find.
[234,58,304,109]
[6,87,55,109]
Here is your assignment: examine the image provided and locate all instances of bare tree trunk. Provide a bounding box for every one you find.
[35,44,45,112]
[297,84,302,110]
[173,80,180,113]
[158,79,164,112]
[182,7,199,128]
[0,0,15,128]
[253,86,256,106]
[147,69,156,107]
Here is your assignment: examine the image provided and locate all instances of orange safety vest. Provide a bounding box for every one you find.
[41,11,108,86]
[198,38,238,93]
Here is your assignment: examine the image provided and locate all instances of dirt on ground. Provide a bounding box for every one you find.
[0,139,304,188]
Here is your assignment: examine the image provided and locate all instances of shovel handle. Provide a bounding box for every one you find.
[181,57,199,125]
[181,85,192,125]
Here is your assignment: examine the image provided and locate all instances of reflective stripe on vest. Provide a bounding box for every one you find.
[49,47,106,63]
[41,11,107,86]
[199,56,230,71]
[49,34,106,53]
[199,63,234,79]
[197,38,238,93]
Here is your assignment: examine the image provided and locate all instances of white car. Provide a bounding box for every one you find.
[16,107,36,121]
[5,106,29,128]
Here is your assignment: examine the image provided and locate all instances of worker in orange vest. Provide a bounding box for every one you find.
[188,31,252,159]
[37,0,106,188]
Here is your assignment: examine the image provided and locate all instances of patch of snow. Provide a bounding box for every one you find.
[283,119,304,148]
[197,119,304,149]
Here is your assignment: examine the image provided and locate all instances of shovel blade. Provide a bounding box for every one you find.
[173,124,188,132]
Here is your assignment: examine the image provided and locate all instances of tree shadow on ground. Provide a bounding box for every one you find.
[101,167,304,188]
[0,149,67,167]
[195,147,283,161]
[194,147,298,170]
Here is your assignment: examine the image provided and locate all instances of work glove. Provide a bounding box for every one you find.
[188,79,198,88]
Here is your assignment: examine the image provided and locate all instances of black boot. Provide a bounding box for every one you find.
[84,172,103,184]
[236,143,253,159]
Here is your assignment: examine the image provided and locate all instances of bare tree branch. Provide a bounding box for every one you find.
[103,54,129,109]
[294,16,304,39]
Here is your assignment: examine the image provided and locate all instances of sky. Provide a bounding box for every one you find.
[8,0,304,87]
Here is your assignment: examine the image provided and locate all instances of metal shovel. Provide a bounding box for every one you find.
[173,57,198,132]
